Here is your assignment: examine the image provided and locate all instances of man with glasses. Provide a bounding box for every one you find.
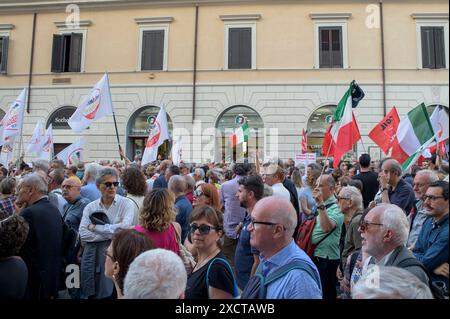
[242,196,322,299]
[79,168,135,299]
[413,181,449,292]
[359,203,429,285]
[407,170,439,249]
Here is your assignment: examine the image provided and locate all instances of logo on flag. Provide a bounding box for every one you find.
[68,148,83,165]
[83,89,102,120]
[146,121,162,148]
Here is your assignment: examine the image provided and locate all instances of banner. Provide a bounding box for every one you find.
[294,153,316,167]
[39,124,54,161]
[142,106,170,165]
[0,88,27,145]
[26,120,44,155]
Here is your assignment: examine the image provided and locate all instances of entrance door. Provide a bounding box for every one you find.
[130,137,171,161]
[54,143,70,157]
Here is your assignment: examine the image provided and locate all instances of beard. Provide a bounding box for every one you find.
[240,200,248,209]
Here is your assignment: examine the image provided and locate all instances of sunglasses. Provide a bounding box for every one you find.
[62,184,78,190]
[193,190,207,198]
[190,223,216,235]
[359,219,384,232]
[102,182,119,188]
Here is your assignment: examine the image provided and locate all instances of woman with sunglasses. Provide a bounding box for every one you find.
[192,183,221,210]
[184,205,237,299]
[134,189,181,255]
[104,229,154,299]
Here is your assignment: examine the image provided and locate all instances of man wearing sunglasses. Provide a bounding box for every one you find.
[413,181,449,293]
[359,203,429,285]
[79,167,135,299]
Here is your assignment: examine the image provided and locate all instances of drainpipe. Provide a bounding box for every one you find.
[379,0,387,116]
[192,4,199,123]
[27,12,37,114]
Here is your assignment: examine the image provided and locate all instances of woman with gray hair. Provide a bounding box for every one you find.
[352,265,433,299]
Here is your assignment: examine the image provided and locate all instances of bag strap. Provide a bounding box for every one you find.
[314,202,337,247]
[127,196,140,210]
[172,222,181,244]
[206,257,239,299]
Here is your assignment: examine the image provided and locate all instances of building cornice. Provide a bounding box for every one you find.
[309,13,352,20]
[411,13,449,20]
[220,14,261,21]
[135,17,174,25]
[0,24,15,31]
[54,20,92,28]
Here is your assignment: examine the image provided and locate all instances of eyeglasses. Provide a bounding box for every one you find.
[104,251,114,260]
[102,182,119,188]
[336,196,351,201]
[193,190,207,198]
[249,219,278,228]
[62,184,77,189]
[190,223,216,235]
[359,219,384,232]
[423,195,445,201]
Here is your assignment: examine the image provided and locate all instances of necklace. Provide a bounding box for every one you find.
[193,248,220,272]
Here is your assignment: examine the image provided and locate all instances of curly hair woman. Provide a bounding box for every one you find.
[134,188,181,255]
[122,166,147,225]
[0,210,30,299]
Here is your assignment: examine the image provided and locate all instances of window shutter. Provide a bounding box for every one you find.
[331,28,343,68]
[319,28,331,68]
[239,28,252,69]
[433,27,446,69]
[228,28,240,69]
[0,36,9,74]
[51,34,64,73]
[69,33,82,72]
[421,27,435,69]
[142,30,164,71]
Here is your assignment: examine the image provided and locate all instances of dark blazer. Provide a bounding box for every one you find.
[385,245,430,285]
[20,197,63,299]
[283,178,301,237]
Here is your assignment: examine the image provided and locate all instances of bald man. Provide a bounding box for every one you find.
[379,159,415,214]
[241,197,322,299]
[62,178,91,233]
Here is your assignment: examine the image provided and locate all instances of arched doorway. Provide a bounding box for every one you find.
[215,105,264,162]
[127,106,173,160]
[46,105,77,155]
[307,105,337,156]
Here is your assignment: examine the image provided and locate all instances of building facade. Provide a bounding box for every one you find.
[0,0,448,163]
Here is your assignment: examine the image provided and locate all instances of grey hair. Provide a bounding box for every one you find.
[85,162,102,181]
[183,175,195,190]
[124,249,187,299]
[96,167,118,184]
[325,175,336,188]
[22,173,48,194]
[352,265,433,299]
[387,160,402,176]
[32,160,49,173]
[379,204,409,246]
[416,169,439,184]
[168,175,186,194]
[194,168,205,180]
[340,186,364,212]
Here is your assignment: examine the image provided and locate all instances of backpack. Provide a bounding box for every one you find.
[296,203,335,259]
[397,257,448,299]
[240,260,320,299]
[206,258,239,298]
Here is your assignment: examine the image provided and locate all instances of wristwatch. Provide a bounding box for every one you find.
[381,187,389,193]
[317,204,326,210]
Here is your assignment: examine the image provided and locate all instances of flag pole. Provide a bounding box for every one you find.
[17,88,28,165]
[105,73,123,161]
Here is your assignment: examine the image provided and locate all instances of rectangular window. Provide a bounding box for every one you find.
[0,36,9,74]
[228,27,252,69]
[141,30,165,71]
[51,33,82,73]
[319,27,343,68]
[421,26,446,69]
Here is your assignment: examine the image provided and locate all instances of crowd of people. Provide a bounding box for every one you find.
[0,151,448,300]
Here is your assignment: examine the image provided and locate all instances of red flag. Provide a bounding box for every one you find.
[230,133,237,148]
[322,124,335,157]
[368,107,400,155]
[301,128,308,154]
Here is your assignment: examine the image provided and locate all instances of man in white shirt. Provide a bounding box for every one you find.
[79,167,135,299]
[262,164,291,200]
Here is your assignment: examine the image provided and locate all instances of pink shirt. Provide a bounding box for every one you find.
[134,224,179,255]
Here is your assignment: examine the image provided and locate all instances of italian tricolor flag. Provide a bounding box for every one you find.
[390,103,436,171]
[328,83,361,168]
[230,122,249,147]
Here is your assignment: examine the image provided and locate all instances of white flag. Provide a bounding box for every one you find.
[142,106,170,165]
[39,124,54,161]
[171,135,183,166]
[55,138,85,166]
[68,73,113,133]
[430,105,449,143]
[0,88,27,145]
[26,120,44,155]
[0,137,15,167]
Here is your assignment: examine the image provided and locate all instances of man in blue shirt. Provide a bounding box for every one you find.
[379,159,415,214]
[234,175,264,290]
[153,160,172,189]
[80,163,102,202]
[245,196,322,299]
[413,180,449,291]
